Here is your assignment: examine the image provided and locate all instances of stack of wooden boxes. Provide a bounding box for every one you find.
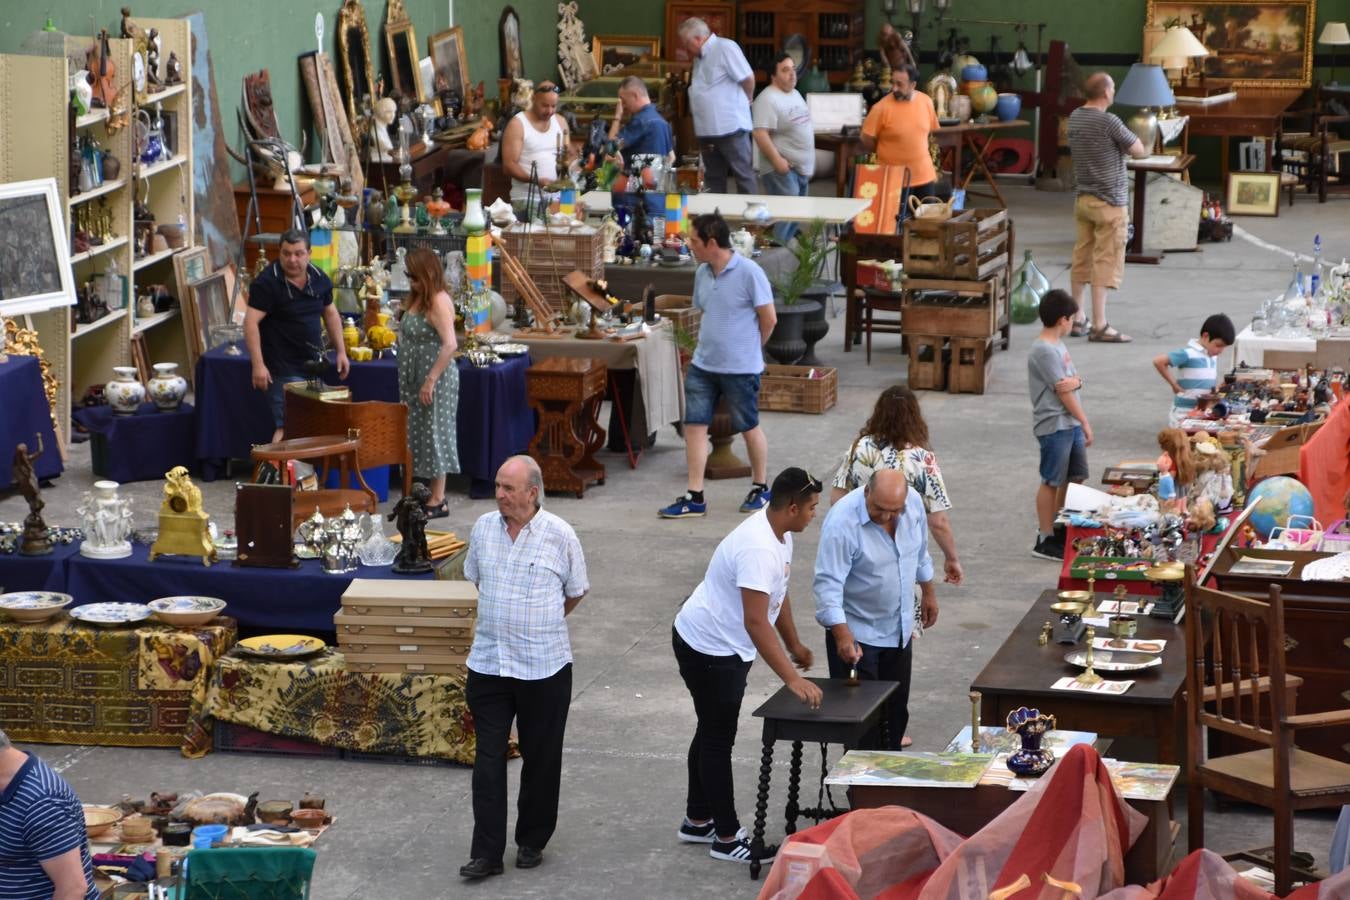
[900,209,1013,395]
[335,579,476,676]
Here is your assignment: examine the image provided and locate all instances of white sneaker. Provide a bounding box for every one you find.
[709,827,777,864]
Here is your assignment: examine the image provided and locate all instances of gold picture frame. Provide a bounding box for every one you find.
[384,0,426,103]
[428,26,469,108]
[1144,1,1316,88]
[592,35,662,73]
[337,0,377,128]
[1226,171,1282,216]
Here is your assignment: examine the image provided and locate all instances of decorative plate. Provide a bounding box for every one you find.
[235,634,327,660]
[1063,649,1163,673]
[70,602,152,627]
[479,332,511,345]
[148,596,227,626]
[0,591,74,623]
[493,343,529,356]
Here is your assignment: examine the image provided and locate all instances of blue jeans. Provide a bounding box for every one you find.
[266,374,307,429]
[759,168,810,243]
[1037,425,1089,487]
[683,364,761,433]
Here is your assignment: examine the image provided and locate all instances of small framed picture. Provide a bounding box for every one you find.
[1226,171,1281,217]
[593,35,661,73]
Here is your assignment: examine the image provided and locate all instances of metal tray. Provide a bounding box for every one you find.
[1063,649,1163,673]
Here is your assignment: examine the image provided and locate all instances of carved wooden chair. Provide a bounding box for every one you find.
[1275,89,1350,204]
[283,388,412,499]
[1184,577,1350,895]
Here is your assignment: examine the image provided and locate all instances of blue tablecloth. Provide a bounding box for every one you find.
[0,355,62,489]
[0,541,81,593]
[193,346,534,494]
[72,402,196,483]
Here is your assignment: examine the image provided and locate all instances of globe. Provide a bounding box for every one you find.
[1245,476,1315,539]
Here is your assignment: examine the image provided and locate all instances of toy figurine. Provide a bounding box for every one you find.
[389,483,433,574]
[13,437,52,556]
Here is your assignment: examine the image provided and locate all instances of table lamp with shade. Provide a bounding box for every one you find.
[1150,24,1210,92]
[1320,22,1350,86]
[1115,63,1175,151]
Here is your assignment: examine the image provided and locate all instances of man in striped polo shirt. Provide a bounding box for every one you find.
[1152,314,1235,425]
[1067,72,1148,344]
[0,728,99,899]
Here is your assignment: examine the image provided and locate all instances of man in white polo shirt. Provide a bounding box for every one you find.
[679,16,758,194]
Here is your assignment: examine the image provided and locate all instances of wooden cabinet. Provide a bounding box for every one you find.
[738,0,864,88]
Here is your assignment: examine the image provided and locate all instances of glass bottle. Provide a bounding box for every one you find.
[1010,269,1041,324]
[1016,249,1050,298]
[1310,234,1324,299]
[101,257,124,310]
[1281,260,1304,304]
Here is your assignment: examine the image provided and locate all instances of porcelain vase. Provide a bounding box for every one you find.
[77,480,133,559]
[106,367,146,415]
[148,362,187,411]
[463,188,487,234]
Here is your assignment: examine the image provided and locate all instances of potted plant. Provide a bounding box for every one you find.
[765,218,830,366]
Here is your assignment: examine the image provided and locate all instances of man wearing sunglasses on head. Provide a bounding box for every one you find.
[502,81,571,209]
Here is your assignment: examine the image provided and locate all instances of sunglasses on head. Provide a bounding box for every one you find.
[535,84,561,94]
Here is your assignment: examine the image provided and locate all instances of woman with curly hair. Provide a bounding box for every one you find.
[831,385,962,585]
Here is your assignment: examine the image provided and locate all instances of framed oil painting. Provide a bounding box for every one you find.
[593,35,661,73]
[0,178,76,317]
[429,27,469,109]
[500,7,523,80]
[1145,1,1315,88]
[188,270,231,355]
[1226,170,1282,215]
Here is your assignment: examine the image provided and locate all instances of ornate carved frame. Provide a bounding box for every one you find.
[337,0,377,127]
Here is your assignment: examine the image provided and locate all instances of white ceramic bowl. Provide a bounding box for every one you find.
[0,592,73,623]
[148,596,227,626]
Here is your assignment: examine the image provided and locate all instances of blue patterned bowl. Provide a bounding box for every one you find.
[0,591,73,623]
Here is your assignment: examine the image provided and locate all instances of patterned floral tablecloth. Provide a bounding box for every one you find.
[0,615,236,747]
[183,649,476,764]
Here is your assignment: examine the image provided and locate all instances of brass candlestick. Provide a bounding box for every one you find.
[1075,626,1103,685]
[969,691,981,753]
[1039,621,1052,646]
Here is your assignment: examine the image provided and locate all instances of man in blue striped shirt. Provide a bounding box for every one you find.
[1152,314,1235,425]
[812,469,937,749]
[0,729,99,900]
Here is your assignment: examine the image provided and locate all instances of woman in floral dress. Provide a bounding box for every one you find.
[397,248,459,517]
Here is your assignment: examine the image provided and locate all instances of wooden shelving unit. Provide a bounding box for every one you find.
[738,0,864,88]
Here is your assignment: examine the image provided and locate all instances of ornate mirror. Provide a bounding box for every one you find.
[384,0,425,103]
[336,0,376,126]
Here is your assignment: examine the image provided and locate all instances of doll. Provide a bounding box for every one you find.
[1156,428,1195,515]
[1188,433,1235,513]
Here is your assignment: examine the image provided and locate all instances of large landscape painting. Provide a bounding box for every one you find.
[1147,1,1314,87]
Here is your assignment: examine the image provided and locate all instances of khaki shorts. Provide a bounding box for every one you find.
[1071,195,1127,290]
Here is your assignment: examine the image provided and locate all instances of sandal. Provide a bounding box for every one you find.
[1088,323,1132,343]
[1069,318,1090,338]
[423,500,449,519]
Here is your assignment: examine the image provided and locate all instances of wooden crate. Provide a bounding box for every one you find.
[903,208,1010,280]
[906,335,948,391]
[758,365,837,413]
[948,335,995,394]
[499,226,604,314]
[654,294,702,342]
[899,271,1007,340]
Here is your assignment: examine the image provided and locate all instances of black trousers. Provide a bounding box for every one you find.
[673,626,752,838]
[824,630,912,750]
[465,664,572,862]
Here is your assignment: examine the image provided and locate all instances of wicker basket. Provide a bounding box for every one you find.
[499,225,604,313]
[758,365,837,414]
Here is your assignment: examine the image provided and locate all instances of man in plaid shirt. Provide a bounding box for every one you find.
[459,455,589,880]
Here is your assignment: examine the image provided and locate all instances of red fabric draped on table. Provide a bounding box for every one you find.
[1299,399,1350,527]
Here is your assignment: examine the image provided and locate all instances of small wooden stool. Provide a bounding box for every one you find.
[526,357,607,497]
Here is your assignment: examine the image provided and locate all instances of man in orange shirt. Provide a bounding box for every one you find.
[860,64,941,200]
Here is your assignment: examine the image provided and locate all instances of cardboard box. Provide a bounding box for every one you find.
[333,610,474,640]
[1251,422,1324,482]
[340,578,477,617]
[342,650,469,676]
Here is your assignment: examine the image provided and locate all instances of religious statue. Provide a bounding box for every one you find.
[388,483,433,574]
[77,481,134,559]
[13,436,52,556]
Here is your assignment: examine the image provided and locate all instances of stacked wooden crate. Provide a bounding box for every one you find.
[335,579,476,676]
[900,209,1013,394]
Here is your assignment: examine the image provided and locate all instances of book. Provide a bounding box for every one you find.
[825,751,993,788]
[1104,759,1180,802]
[1229,556,1295,576]
[284,381,351,401]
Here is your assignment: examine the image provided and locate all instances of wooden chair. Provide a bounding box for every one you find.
[1275,92,1350,204]
[283,389,413,498]
[841,231,906,362]
[1184,577,1350,895]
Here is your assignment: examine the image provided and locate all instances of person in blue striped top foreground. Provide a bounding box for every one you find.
[1151,313,1236,426]
[0,728,99,899]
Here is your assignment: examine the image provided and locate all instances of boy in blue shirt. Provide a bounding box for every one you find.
[1151,314,1235,425]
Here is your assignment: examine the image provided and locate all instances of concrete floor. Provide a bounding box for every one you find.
[3,183,1348,898]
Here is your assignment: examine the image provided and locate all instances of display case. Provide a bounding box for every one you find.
[737,0,864,87]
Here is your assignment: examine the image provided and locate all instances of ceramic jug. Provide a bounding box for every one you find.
[148,362,188,411]
[730,228,756,258]
[107,367,146,415]
[743,201,771,225]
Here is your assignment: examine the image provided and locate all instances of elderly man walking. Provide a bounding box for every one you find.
[678,16,758,194]
[459,455,589,880]
[813,469,937,749]
[1067,71,1148,344]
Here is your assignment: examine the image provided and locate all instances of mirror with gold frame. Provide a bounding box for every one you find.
[384,0,426,103]
[337,0,376,127]
[428,26,469,111]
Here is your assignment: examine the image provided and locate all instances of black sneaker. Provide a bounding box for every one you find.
[709,827,776,864]
[677,818,716,844]
[1032,535,1065,561]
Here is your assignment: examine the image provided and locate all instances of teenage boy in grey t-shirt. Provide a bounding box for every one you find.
[1027,290,1093,561]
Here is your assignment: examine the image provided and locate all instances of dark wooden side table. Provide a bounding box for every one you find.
[233,183,317,271]
[525,357,607,497]
[747,678,898,879]
[1126,154,1195,264]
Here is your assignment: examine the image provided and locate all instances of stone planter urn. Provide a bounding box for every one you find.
[764,300,822,366]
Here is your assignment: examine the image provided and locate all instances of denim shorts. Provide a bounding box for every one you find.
[1037,425,1088,487]
[683,364,761,433]
[266,375,307,429]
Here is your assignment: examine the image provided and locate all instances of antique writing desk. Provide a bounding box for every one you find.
[1180,89,1302,183]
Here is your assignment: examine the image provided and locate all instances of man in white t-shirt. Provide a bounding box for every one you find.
[752,53,815,243]
[671,468,824,867]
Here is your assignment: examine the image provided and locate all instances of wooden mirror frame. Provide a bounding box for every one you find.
[499,7,523,80]
[384,0,425,103]
[337,0,376,128]
[428,26,470,108]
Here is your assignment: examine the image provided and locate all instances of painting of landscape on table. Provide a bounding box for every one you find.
[1146,1,1314,87]
[825,751,994,788]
